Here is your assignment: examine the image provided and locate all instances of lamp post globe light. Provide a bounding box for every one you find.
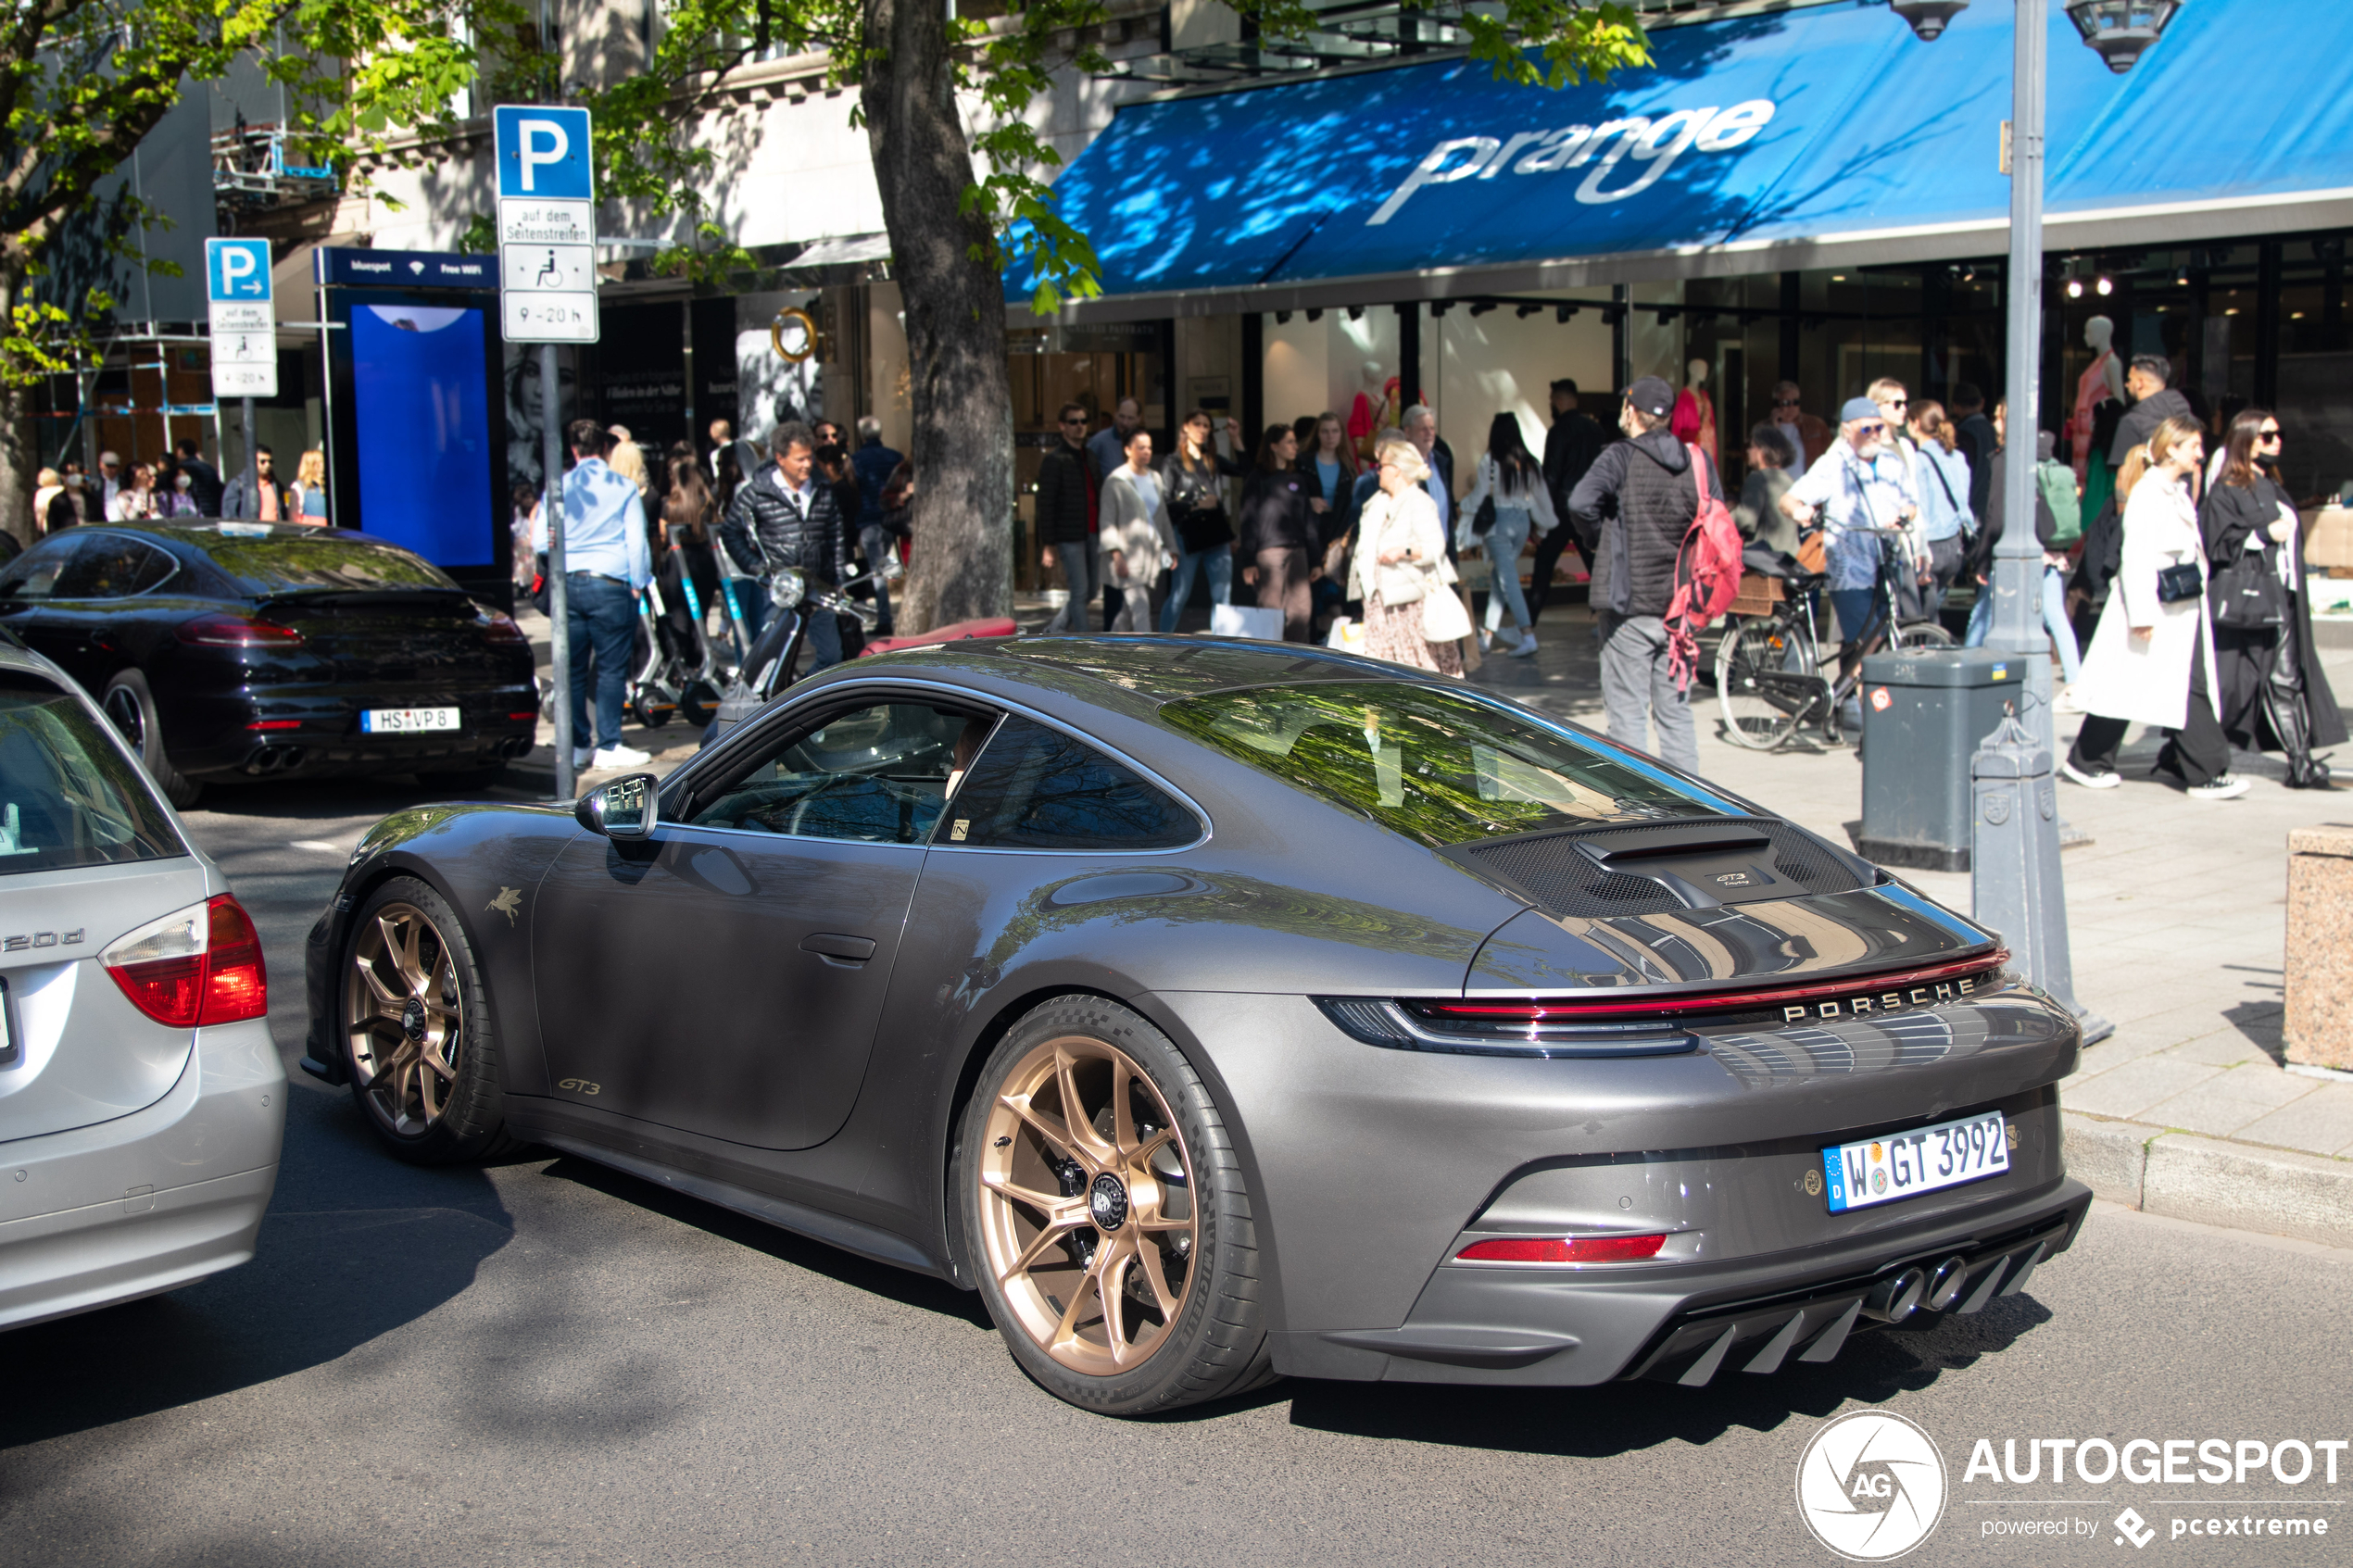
[1888,0,2176,1042]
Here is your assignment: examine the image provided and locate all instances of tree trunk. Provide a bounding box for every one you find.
[0,269,34,550]
[860,0,1013,634]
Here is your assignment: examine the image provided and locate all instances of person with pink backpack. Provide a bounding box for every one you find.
[1567,375,1731,773]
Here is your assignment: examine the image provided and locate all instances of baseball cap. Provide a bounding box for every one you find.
[1840,396,1883,423]
[1628,376,1675,419]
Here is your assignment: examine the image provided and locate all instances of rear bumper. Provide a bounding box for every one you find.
[1275,1177,2091,1386]
[165,678,538,781]
[0,1017,284,1332]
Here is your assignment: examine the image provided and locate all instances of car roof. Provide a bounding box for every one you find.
[849,634,1455,708]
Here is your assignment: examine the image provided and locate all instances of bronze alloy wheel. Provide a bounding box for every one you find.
[346,901,467,1137]
[976,1034,1199,1376]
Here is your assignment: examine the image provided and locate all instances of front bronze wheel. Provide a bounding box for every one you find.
[342,876,518,1164]
[959,997,1273,1414]
[977,1034,1199,1376]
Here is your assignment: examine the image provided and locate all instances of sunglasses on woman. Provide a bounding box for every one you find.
[2259,427,2283,441]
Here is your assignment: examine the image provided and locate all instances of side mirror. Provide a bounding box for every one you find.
[575,772,659,840]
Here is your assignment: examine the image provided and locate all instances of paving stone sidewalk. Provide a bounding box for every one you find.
[1471,603,2353,1245]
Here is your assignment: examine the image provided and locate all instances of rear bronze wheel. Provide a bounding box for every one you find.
[959,997,1273,1414]
[343,876,518,1164]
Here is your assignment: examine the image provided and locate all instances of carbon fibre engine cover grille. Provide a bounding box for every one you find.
[1448,817,1867,918]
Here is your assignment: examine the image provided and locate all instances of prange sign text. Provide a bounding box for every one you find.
[1367,99,1777,225]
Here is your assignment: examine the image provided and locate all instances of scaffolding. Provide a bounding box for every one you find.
[37,328,224,473]
[212,119,338,214]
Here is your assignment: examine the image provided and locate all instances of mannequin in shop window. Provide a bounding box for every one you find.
[1348,360,1385,462]
[2071,315,2125,521]
[1671,358,1718,465]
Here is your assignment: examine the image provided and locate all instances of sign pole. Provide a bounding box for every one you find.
[492,101,598,800]
[545,343,573,798]
[239,396,258,517]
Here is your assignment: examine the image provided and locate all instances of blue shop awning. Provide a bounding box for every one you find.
[1019,0,2353,320]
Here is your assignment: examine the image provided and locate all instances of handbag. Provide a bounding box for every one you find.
[2155,559,2204,605]
[1419,569,1473,641]
[2210,547,2284,629]
[1796,530,1829,575]
[1470,495,1496,537]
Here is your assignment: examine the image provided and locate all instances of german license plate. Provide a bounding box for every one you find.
[360,707,459,734]
[1822,1110,2007,1212]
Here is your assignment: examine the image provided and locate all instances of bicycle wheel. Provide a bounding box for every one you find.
[1716,614,1817,750]
[1890,619,1957,652]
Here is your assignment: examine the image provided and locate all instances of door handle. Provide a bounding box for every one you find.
[800,932,877,964]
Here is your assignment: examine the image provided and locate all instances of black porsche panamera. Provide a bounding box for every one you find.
[304,635,2089,1416]
[0,522,537,805]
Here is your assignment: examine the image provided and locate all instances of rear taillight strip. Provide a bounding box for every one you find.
[1425,950,2009,1022]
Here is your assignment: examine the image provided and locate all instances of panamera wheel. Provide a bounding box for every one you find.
[343,876,518,1164]
[959,997,1274,1414]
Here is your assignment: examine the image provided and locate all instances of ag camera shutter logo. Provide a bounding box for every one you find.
[1796,1411,1948,1561]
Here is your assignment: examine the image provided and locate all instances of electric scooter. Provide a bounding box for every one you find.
[704,564,884,746]
[625,577,679,731]
[646,547,726,728]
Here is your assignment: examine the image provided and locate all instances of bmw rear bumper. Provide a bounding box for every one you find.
[0,1018,284,1332]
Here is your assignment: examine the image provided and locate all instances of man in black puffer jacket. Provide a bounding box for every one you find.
[1035,401,1096,633]
[720,420,849,671]
[1568,376,1725,772]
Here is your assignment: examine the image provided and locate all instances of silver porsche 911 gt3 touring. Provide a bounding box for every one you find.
[303,636,2086,1415]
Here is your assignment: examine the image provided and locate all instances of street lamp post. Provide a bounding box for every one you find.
[1891,0,2178,1044]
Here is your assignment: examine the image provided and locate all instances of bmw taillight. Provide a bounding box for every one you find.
[1456,1235,1667,1264]
[175,613,305,647]
[101,896,269,1028]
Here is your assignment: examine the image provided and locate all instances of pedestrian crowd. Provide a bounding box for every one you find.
[21,440,329,541]
[519,410,912,775]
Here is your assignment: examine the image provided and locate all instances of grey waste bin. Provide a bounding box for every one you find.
[1852,647,2026,872]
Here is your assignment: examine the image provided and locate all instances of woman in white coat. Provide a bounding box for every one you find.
[1098,427,1180,633]
[1457,412,1560,659]
[1349,435,1467,675]
[2064,415,2243,799]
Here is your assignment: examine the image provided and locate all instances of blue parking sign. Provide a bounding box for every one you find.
[494,106,594,201]
[206,238,272,303]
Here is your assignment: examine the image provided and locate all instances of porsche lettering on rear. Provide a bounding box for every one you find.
[1788,975,1980,1022]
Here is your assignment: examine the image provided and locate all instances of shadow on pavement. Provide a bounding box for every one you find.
[1277,1293,2055,1456]
[535,1153,996,1332]
[0,1093,515,1451]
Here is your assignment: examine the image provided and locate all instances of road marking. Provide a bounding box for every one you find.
[291,840,346,853]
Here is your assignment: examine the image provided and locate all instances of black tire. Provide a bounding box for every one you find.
[678,679,721,729]
[341,875,522,1165]
[101,669,202,809]
[955,996,1274,1416]
[418,760,508,793]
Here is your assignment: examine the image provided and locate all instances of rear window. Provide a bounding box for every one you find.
[187,528,457,596]
[0,676,184,875]
[940,716,1197,851]
[1159,683,1727,848]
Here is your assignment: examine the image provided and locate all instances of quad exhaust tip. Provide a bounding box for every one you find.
[1924,1253,1970,1313]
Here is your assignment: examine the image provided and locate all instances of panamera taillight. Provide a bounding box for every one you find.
[101,896,269,1028]
[176,612,304,646]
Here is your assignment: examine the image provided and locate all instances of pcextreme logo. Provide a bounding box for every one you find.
[1797,1411,1948,1562]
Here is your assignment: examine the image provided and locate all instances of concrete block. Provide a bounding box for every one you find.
[2141,1132,2353,1249]
[2060,1110,2151,1210]
[2284,823,2353,1070]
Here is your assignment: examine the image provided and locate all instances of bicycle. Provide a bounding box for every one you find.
[1715,526,1954,751]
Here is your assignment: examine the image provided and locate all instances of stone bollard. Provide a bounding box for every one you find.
[2284,824,2353,1070]
[1970,711,2094,1035]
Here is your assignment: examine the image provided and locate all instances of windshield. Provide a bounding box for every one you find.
[1160,683,1727,847]
[186,528,459,596]
[0,675,184,875]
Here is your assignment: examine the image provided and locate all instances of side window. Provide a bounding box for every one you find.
[686,700,991,845]
[938,716,1198,851]
[0,538,87,602]
[53,536,173,601]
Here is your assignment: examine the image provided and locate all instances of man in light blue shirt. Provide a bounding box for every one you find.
[542,419,653,773]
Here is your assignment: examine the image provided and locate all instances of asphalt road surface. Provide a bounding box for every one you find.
[4,771,2347,1567]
